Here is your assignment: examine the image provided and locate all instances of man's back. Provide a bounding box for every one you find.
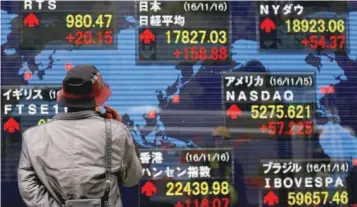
[18,111,143,207]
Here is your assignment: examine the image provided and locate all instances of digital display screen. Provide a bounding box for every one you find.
[1,1,357,207]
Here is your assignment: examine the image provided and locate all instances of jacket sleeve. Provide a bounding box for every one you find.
[18,136,61,207]
[120,128,143,187]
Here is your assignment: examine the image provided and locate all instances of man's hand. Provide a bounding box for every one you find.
[103,105,121,121]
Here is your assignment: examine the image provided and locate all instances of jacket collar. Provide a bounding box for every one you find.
[53,110,101,120]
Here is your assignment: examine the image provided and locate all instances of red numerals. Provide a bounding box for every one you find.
[262,121,313,136]
[183,198,230,207]
[66,30,113,45]
[97,31,113,45]
[302,35,345,49]
[183,46,228,61]
[74,31,92,45]
[329,35,345,49]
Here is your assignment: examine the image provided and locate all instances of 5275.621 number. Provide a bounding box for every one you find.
[251,105,311,119]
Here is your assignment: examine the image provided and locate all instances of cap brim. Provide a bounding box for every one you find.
[57,83,112,108]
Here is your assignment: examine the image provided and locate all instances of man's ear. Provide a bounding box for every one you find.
[95,106,101,112]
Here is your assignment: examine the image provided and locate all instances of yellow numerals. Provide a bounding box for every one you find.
[66,14,112,28]
[38,119,51,125]
[166,181,230,196]
[251,104,311,119]
[165,30,227,44]
[286,19,345,33]
[288,191,348,206]
[331,191,349,205]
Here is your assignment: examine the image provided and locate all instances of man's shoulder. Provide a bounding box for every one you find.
[108,120,134,142]
[109,120,130,133]
[22,119,59,139]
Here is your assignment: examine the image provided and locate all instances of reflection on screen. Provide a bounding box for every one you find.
[1,1,357,207]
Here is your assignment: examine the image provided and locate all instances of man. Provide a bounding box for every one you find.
[18,65,143,207]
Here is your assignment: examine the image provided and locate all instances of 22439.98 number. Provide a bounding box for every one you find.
[166,181,230,196]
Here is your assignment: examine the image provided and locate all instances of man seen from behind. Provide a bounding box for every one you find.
[17,65,143,207]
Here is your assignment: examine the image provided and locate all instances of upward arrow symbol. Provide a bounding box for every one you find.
[226,104,242,119]
[141,181,157,197]
[260,17,276,33]
[140,29,155,44]
[3,117,20,133]
[24,13,40,28]
[264,191,279,206]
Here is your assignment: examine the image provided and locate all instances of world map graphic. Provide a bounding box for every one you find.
[1,2,357,205]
